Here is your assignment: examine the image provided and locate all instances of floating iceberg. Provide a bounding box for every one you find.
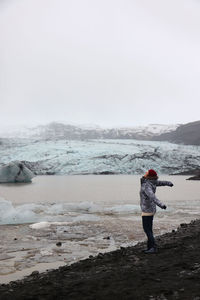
[0,161,35,183]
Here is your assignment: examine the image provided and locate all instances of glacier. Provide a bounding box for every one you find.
[0,138,200,175]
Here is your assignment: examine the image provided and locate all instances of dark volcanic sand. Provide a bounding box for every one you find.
[0,220,200,300]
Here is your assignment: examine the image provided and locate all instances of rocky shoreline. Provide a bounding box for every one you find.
[0,219,200,300]
[187,174,200,180]
[170,168,200,180]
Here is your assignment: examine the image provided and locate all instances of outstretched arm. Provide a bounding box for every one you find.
[156,180,173,187]
[145,185,166,209]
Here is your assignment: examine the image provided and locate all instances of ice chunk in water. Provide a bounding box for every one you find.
[30,222,51,230]
[0,161,35,183]
[0,198,37,224]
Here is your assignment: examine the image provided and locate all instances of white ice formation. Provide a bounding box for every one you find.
[0,138,200,175]
[0,161,35,183]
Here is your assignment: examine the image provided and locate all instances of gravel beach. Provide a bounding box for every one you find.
[0,219,199,300]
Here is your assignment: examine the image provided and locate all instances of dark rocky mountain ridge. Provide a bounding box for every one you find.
[153,120,200,145]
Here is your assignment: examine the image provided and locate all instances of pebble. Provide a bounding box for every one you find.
[31,271,39,276]
[191,263,200,270]
[56,242,62,247]
[173,291,179,298]
[97,253,104,258]
[180,223,187,228]
[157,295,168,300]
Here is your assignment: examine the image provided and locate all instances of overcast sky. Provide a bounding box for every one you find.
[0,0,200,128]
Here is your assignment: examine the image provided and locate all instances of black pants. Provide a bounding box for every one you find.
[142,216,156,249]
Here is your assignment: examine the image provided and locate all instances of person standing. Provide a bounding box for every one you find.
[140,169,173,253]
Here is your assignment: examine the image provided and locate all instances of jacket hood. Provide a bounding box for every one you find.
[140,176,158,185]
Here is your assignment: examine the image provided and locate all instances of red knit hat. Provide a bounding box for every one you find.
[148,169,157,177]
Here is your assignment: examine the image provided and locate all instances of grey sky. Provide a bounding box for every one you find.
[1,0,200,128]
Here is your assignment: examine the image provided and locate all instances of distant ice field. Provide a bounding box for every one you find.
[0,139,200,175]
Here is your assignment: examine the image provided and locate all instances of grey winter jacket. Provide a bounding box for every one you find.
[140,177,173,214]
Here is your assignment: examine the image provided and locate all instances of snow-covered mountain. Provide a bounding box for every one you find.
[0,122,179,140]
[117,124,179,137]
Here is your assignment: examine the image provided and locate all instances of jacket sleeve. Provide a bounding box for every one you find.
[145,185,165,208]
[156,180,173,187]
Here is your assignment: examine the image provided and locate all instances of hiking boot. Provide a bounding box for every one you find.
[144,247,158,254]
